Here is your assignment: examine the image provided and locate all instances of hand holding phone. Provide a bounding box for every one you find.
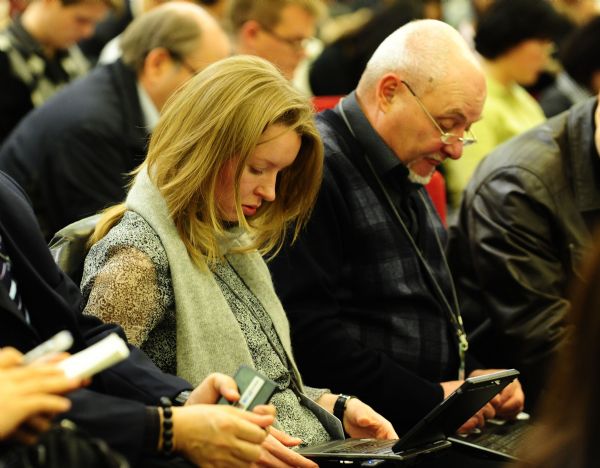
[218,365,277,411]
[23,330,74,364]
[57,333,130,379]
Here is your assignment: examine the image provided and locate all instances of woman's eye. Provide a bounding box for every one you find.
[249,166,264,175]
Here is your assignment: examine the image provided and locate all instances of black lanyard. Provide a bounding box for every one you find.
[338,103,469,379]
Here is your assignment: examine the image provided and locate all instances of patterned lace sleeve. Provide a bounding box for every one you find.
[82,245,164,347]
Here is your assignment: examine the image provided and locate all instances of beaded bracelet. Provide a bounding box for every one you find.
[160,396,174,456]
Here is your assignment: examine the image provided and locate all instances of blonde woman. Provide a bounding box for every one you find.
[81,56,396,466]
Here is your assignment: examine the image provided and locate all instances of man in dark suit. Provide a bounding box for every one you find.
[0,3,230,239]
[0,170,274,466]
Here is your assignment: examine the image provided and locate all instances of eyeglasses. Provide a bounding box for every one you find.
[167,49,201,76]
[259,24,312,52]
[401,80,477,147]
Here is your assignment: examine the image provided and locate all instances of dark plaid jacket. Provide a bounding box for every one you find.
[269,94,465,433]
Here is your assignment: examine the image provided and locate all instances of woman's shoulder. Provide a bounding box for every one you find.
[86,211,169,272]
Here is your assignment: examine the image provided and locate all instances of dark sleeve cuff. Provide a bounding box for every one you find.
[144,406,160,454]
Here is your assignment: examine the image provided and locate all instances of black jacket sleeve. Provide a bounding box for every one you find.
[447,167,573,405]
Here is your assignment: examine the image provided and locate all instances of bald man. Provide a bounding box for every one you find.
[269,20,524,434]
[0,3,230,239]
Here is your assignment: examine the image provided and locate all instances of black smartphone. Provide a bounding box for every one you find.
[218,365,277,411]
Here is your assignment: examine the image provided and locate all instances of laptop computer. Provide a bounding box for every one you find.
[298,369,520,462]
[449,413,531,461]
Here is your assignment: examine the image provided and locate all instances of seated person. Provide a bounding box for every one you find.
[227,0,322,80]
[0,3,230,240]
[0,0,117,142]
[512,232,600,468]
[539,15,600,117]
[268,19,524,434]
[81,56,397,463]
[443,0,567,207]
[309,0,424,96]
[447,93,600,408]
[0,167,277,467]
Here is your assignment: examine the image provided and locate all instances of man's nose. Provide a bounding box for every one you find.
[442,140,464,160]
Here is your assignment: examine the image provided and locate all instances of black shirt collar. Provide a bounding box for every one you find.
[335,91,419,193]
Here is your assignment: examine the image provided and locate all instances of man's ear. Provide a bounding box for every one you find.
[377,74,401,112]
[141,47,173,83]
[238,20,262,52]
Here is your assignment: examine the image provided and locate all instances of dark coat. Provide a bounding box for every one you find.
[447,97,600,408]
[0,171,190,465]
[0,60,148,239]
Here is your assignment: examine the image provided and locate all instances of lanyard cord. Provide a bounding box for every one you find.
[338,103,469,379]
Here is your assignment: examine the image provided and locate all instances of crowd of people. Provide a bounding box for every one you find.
[1,0,600,467]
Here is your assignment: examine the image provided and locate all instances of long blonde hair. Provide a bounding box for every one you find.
[91,56,323,267]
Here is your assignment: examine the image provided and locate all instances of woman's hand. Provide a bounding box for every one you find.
[0,347,82,441]
[186,372,241,405]
[343,398,398,440]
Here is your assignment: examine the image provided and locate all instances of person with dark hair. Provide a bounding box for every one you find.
[0,3,230,240]
[309,0,423,96]
[0,0,120,142]
[539,15,600,117]
[447,92,600,410]
[443,0,569,207]
[511,234,600,468]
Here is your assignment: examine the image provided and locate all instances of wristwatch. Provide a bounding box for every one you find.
[333,394,354,423]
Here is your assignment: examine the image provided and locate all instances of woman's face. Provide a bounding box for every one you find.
[215,124,301,222]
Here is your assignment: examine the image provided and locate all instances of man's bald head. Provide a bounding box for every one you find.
[357,19,482,100]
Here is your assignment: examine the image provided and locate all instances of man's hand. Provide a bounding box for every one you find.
[440,379,496,433]
[172,404,274,467]
[468,369,525,419]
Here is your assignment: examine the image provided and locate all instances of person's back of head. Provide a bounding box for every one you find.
[474,0,569,60]
[20,0,122,52]
[226,0,323,79]
[120,2,230,109]
[309,0,423,95]
[559,15,600,93]
[514,221,600,467]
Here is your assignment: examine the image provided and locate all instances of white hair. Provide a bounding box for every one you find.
[358,19,476,96]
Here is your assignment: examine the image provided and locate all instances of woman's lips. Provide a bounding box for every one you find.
[242,205,257,216]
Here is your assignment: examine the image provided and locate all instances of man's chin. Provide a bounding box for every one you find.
[407,168,434,185]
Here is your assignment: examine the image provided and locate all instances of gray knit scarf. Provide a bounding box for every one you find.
[125,167,304,388]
